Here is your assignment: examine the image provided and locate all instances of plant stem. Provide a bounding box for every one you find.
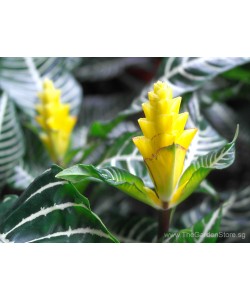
[158,202,171,241]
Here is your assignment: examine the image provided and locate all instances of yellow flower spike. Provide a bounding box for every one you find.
[170,97,182,114]
[132,81,198,209]
[175,128,198,149]
[35,79,77,164]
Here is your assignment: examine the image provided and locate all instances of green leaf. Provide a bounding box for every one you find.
[221,186,250,233]
[56,164,160,209]
[75,57,150,81]
[0,195,19,224]
[164,208,222,243]
[196,180,218,199]
[181,186,250,237]
[201,99,250,147]
[0,93,25,188]
[7,125,51,191]
[89,117,125,139]
[109,215,157,243]
[99,93,229,191]
[7,161,35,191]
[122,57,250,116]
[0,165,117,243]
[0,58,82,117]
[174,126,238,207]
[222,66,250,83]
[99,132,153,187]
[82,93,135,138]
[97,93,236,208]
[64,58,83,72]
[183,92,227,169]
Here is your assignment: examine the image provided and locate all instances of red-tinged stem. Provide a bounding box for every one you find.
[158,202,171,241]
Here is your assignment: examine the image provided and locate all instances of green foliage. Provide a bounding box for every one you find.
[0,165,117,243]
[99,132,152,186]
[122,57,250,116]
[183,92,228,168]
[57,123,238,212]
[181,186,250,241]
[97,92,235,198]
[56,164,159,209]
[0,93,24,188]
[164,208,222,243]
[174,126,238,206]
[0,195,19,222]
[108,215,158,243]
[0,56,249,243]
[0,57,82,117]
[7,161,35,191]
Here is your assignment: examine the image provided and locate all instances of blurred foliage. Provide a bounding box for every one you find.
[1,57,250,242]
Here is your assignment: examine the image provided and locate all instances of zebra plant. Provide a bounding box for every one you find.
[57,81,239,240]
[0,56,249,243]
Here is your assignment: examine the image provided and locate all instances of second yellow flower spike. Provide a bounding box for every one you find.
[133,81,197,207]
[36,79,77,164]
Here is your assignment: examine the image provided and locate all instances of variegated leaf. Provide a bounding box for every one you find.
[7,125,50,191]
[181,186,250,235]
[0,195,19,224]
[99,132,153,187]
[109,216,157,243]
[122,57,250,116]
[0,165,117,243]
[0,93,25,188]
[164,208,222,243]
[99,94,229,196]
[7,161,35,191]
[56,164,160,209]
[183,92,227,170]
[174,127,238,206]
[0,57,82,117]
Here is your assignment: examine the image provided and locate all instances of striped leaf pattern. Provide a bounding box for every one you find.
[99,132,152,187]
[92,93,236,208]
[196,180,218,199]
[122,57,250,115]
[0,165,117,243]
[192,141,236,170]
[75,57,151,81]
[109,216,157,243]
[7,126,51,191]
[181,199,213,229]
[221,186,250,233]
[0,93,25,188]
[183,124,238,180]
[99,96,229,192]
[0,57,82,117]
[104,207,222,243]
[183,93,227,170]
[175,129,238,206]
[64,57,83,71]
[164,208,222,243]
[0,195,19,224]
[160,57,250,95]
[7,161,35,191]
[181,187,250,239]
[56,164,160,209]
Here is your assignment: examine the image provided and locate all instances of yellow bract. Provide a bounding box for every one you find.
[36,79,77,164]
[133,81,197,207]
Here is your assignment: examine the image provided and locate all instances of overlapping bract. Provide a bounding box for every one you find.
[36,79,77,163]
[133,81,197,206]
